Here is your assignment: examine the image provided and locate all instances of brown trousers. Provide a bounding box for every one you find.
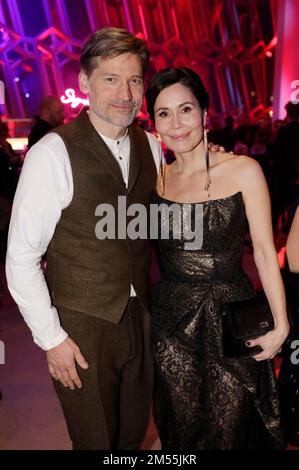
[52,298,153,450]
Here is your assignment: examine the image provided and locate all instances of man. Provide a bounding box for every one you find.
[6,28,162,450]
[28,96,65,148]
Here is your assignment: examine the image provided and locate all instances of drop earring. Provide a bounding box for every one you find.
[157,133,166,196]
[160,154,166,196]
[203,111,211,197]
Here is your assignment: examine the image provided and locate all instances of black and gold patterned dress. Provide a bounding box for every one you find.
[150,191,283,450]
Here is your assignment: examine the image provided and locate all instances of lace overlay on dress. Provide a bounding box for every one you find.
[150,191,283,450]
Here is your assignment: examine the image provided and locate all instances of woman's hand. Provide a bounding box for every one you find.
[208,142,226,153]
[247,324,290,361]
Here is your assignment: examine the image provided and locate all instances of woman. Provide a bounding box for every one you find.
[146,67,289,449]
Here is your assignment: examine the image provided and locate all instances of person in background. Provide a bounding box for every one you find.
[287,205,299,274]
[0,122,20,203]
[278,202,299,446]
[208,115,235,152]
[272,101,299,231]
[28,96,65,148]
[233,124,250,156]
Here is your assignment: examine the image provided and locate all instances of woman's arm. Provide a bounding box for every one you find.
[286,206,299,273]
[237,156,289,361]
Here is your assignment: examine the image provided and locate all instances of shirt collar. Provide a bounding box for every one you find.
[86,110,129,150]
[99,128,129,151]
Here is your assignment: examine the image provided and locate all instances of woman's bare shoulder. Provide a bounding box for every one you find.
[213,152,262,175]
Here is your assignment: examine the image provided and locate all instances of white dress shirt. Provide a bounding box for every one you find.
[6,128,162,350]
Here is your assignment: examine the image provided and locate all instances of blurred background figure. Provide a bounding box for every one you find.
[208,115,235,152]
[0,122,20,204]
[28,96,65,149]
[272,119,284,141]
[0,122,20,270]
[278,204,299,447]
[233,124,251,155]
[286,206,299,275]
[272,101,299,232]
[250,121,272,178]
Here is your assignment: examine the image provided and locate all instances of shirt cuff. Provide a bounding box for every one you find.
[18,305,69,351]
[33,327,69,351]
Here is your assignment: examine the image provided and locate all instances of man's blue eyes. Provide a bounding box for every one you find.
[104,77,141,84]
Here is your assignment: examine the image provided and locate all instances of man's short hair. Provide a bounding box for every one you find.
[80,27,150,77]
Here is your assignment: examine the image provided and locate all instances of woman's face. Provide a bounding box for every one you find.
[154,82,203,154]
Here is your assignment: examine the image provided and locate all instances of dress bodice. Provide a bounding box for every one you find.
[151,191,247,284]
[150,191,283,450]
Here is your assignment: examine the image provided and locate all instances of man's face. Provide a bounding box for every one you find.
[79,53,144,135]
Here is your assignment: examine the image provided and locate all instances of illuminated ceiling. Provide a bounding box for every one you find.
[0,0,277,119]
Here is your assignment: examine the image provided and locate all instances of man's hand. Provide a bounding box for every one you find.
[46,337,89,390]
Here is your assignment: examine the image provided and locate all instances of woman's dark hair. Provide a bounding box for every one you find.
[146,67,209,122]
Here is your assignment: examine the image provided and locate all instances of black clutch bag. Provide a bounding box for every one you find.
[222,295,274,358]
